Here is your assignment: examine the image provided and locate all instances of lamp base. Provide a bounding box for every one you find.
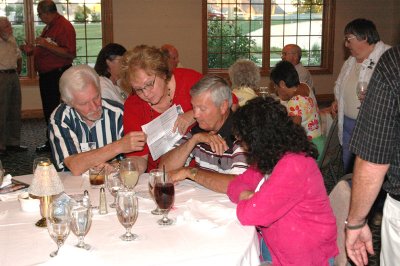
[35,217,47,227]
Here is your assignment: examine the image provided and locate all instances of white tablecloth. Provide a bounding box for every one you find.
[0,173,260,266]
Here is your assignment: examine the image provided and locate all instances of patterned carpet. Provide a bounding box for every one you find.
[1,118,382,265]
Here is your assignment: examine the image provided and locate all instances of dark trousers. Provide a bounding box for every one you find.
[38,65,71,139]
[0,72,22,150]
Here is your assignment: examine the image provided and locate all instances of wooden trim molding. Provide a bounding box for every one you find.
[22,109,44,119]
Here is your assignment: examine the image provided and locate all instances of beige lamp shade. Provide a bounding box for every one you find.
[28,163,64,196]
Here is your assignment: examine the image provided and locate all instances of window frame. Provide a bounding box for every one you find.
[17,0,113,86]
[202,0,335,77]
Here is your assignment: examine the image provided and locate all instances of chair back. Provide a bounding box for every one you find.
[318,116,344,193]
[329,174,352,266]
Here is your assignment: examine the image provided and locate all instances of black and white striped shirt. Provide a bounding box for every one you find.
[49,99,124,171]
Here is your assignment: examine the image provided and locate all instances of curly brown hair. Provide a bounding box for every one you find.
[232,97,318,174]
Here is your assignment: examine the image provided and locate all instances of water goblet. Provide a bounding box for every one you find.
[69,196,92,250]
[154,172,175,226]
[47,201,70,257]
[120,158,139,190]
[116,189,139,241]
[106,165,122,208]
[148,169,163,215]
[33,157,51,174]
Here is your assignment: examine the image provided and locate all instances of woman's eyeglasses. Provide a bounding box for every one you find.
[132,75,156,95]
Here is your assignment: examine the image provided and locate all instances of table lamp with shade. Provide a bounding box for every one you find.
[28,162,64,227]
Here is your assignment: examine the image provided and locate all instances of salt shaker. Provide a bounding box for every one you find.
[99,187,108,215]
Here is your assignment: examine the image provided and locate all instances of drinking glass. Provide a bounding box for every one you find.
[69,196,92,250]
[106,165,122,208]
[258,86,270,99]
[116,189,139,241]
[120,158,139,190]
[47,201,70,257]
[148,169,163,215]
[356,81,368,101]
[89,165,105,187]
[33,157,51,174]
[154,172,175,226]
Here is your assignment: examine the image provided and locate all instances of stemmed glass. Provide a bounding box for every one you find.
[120,158,139,190]
[356,81,368,102]
[69,196,92,250]
[148,169,163,215]
[116,189,139,241]
[47,201,70,257]
[33,157,51,174]
[154,172,175,226]
[106,165,123,208]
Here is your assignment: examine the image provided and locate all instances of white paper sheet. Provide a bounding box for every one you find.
[141,104,183,160]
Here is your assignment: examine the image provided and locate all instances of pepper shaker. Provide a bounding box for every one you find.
[99,186,108,215]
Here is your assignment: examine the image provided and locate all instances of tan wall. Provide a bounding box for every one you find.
[21,0,400,113]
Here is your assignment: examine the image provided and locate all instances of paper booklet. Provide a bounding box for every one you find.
[141,104,183,161]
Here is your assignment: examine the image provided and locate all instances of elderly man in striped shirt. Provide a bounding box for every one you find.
[49,64,146,175]
[160,75,248,193]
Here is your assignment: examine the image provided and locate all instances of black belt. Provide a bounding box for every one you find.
[389,193,400,201]
[0,69,16,74]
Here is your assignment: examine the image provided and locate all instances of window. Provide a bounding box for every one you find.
[203,0,335,76]
[0,0,113,81]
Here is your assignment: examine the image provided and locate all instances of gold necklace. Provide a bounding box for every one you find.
[149,87,173,119]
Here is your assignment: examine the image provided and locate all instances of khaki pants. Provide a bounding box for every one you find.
[380,194,400,266]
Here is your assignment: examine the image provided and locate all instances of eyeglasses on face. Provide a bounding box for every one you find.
[132,74,156,95]
[344,35,357,43]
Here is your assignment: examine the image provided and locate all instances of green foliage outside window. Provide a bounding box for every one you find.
[208,20,257,69]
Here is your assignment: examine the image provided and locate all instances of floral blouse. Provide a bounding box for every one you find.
[287,94,322,140]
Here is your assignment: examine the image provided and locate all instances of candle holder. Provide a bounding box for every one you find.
[28,162,64,227]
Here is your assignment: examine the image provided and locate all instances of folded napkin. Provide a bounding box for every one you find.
[176,199,236,229]
[0,174,28,201]
[0,174,12,188]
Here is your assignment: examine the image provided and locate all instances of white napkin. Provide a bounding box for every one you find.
[0,174,28,201]
[0,174,12,188]
[177,199,236,229]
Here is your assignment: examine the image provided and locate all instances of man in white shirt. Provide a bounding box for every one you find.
[281,44,314,91]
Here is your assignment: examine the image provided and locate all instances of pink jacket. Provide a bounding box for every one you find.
[227,153,338,265]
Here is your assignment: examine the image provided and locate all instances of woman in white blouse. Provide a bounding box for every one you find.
[331,18,390,174]
[94,43,128,104]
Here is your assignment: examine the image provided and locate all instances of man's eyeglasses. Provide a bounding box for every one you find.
[344,36,356,43]
[132,75,156,95]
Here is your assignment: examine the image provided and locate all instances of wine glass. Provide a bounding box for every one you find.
[148,169,163,215]
[116,189,139,241]
[120,158,139,190]
[69,196,92,250]
[106,165,122,208]
[154,172,175,226]
[47,201,70,257]
[33,157,51,174]
[356,81,368,102]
